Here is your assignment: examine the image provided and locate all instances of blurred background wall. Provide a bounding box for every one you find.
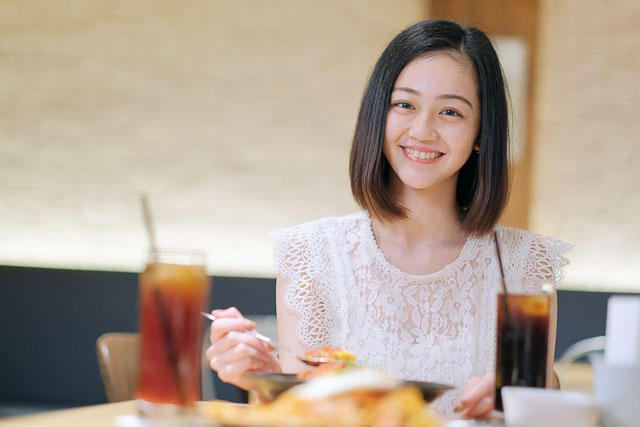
[530,0,640,292]
[0,0,424,276]
[2,0,639,292]
[1,0,639,414]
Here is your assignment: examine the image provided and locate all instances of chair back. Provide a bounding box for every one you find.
[96,332,140,402]
[97,330,216,402]
[555,335,605,393]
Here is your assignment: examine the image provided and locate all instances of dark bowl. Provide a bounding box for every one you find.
[244,371,453,402]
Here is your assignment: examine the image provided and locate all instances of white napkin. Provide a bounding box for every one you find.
[605,296,640,365]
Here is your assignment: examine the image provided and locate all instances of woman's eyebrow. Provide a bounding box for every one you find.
[436,94,474,109]
[392,87,474,109]
[392,86,420,96]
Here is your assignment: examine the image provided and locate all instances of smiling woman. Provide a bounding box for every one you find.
[205,20,571,420]
[349,23,509,236]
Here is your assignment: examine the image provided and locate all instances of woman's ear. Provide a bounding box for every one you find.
[473,143,480,152]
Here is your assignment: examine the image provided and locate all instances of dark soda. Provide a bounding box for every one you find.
[494,294,550,411]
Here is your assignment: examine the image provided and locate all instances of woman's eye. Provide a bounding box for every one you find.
[441,108,462,117]
[392,102,414,110]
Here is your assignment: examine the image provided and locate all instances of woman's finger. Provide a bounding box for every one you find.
[210,342,259,371]
[211,306,243,319]
[210,317,256,342]
[462,374,493,401]
[211,331,274,360]
[462,395,493,419]
[233,339,274,363]
[210,345,280,387]
[456,374,494,415]
[460,376,483,396]
[214,356,264,385]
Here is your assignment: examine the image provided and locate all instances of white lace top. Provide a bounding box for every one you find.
[270,211,572,416]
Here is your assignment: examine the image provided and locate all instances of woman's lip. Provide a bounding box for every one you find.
[401,146,444,163]
[401,145,442,154]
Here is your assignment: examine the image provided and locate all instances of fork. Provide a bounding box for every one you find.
[201,312,333,366]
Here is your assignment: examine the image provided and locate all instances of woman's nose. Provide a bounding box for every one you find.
[408,114,438,142]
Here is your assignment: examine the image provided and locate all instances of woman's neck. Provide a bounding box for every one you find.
[375,179,465,248]
[369,181,468,275]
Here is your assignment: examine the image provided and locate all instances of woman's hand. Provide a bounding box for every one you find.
[455,373,495,419]
[205,307,281,392]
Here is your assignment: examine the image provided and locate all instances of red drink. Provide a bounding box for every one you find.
[494,294,550,411]
[137,251,210,412]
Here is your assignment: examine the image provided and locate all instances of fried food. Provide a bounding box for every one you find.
[202,369,440,427]
[296,346,357,380]
[304,345,356,363]
[297,361,348,380]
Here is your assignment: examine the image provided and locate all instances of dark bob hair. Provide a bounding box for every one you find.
[349,20,509,235]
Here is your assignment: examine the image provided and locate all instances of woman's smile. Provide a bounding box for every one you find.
[401,145,445,163]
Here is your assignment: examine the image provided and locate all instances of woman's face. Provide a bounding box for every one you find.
[383,53,481,195]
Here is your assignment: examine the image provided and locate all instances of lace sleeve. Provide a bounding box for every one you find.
[498,226,573,291]
[269,223,331,350]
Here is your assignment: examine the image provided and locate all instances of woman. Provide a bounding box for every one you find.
[206,20,571,419]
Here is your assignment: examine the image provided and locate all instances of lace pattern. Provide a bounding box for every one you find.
[271,212,572,417]
[270,222,341,350]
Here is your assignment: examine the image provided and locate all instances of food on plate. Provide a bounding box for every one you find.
[304,345,357,363]
[296,346,357,380]
[297,361,348,380]
[202,369,440,427]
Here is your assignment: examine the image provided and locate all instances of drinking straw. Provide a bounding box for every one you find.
[140,194,158,253]
[140,194,185,405]
[494,231,513,329]
[494,231,518,383]
[152,290,185,405]
[493,231,509,301]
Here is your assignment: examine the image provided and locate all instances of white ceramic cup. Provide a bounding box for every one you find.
[501,386,599,427]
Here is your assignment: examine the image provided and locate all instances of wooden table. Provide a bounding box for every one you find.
[0,400,223,427]
[0,400,501,426]
[0,365,594,427]
[0,401,135,427]
[556,363,594,395]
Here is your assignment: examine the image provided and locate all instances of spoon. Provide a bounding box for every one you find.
[200,312,334,366]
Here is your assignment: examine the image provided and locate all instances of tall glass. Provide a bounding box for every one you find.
[494,291,551,412]
[136,250,210,415]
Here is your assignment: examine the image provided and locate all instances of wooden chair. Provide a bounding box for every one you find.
[554,336,605,394]
[97,328,216,402]
[96,332,140,402]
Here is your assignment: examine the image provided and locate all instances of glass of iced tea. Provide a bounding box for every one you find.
[494,289,551,412]
[136,250,210,415]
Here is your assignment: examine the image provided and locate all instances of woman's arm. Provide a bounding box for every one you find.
[276,274,311,373]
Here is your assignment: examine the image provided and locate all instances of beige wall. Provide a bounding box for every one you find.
[530,0,640,291]
[3,0,638,292]
[0,1,426,275]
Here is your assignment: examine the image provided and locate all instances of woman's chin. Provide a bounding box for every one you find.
[393,173,438,191]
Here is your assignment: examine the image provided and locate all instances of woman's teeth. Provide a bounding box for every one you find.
[405,148,443,159]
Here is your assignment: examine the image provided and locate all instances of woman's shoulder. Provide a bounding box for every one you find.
[494,224,572,251]
[269,211,366,241]
[494,224,574,284]
[269,212,367,280]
